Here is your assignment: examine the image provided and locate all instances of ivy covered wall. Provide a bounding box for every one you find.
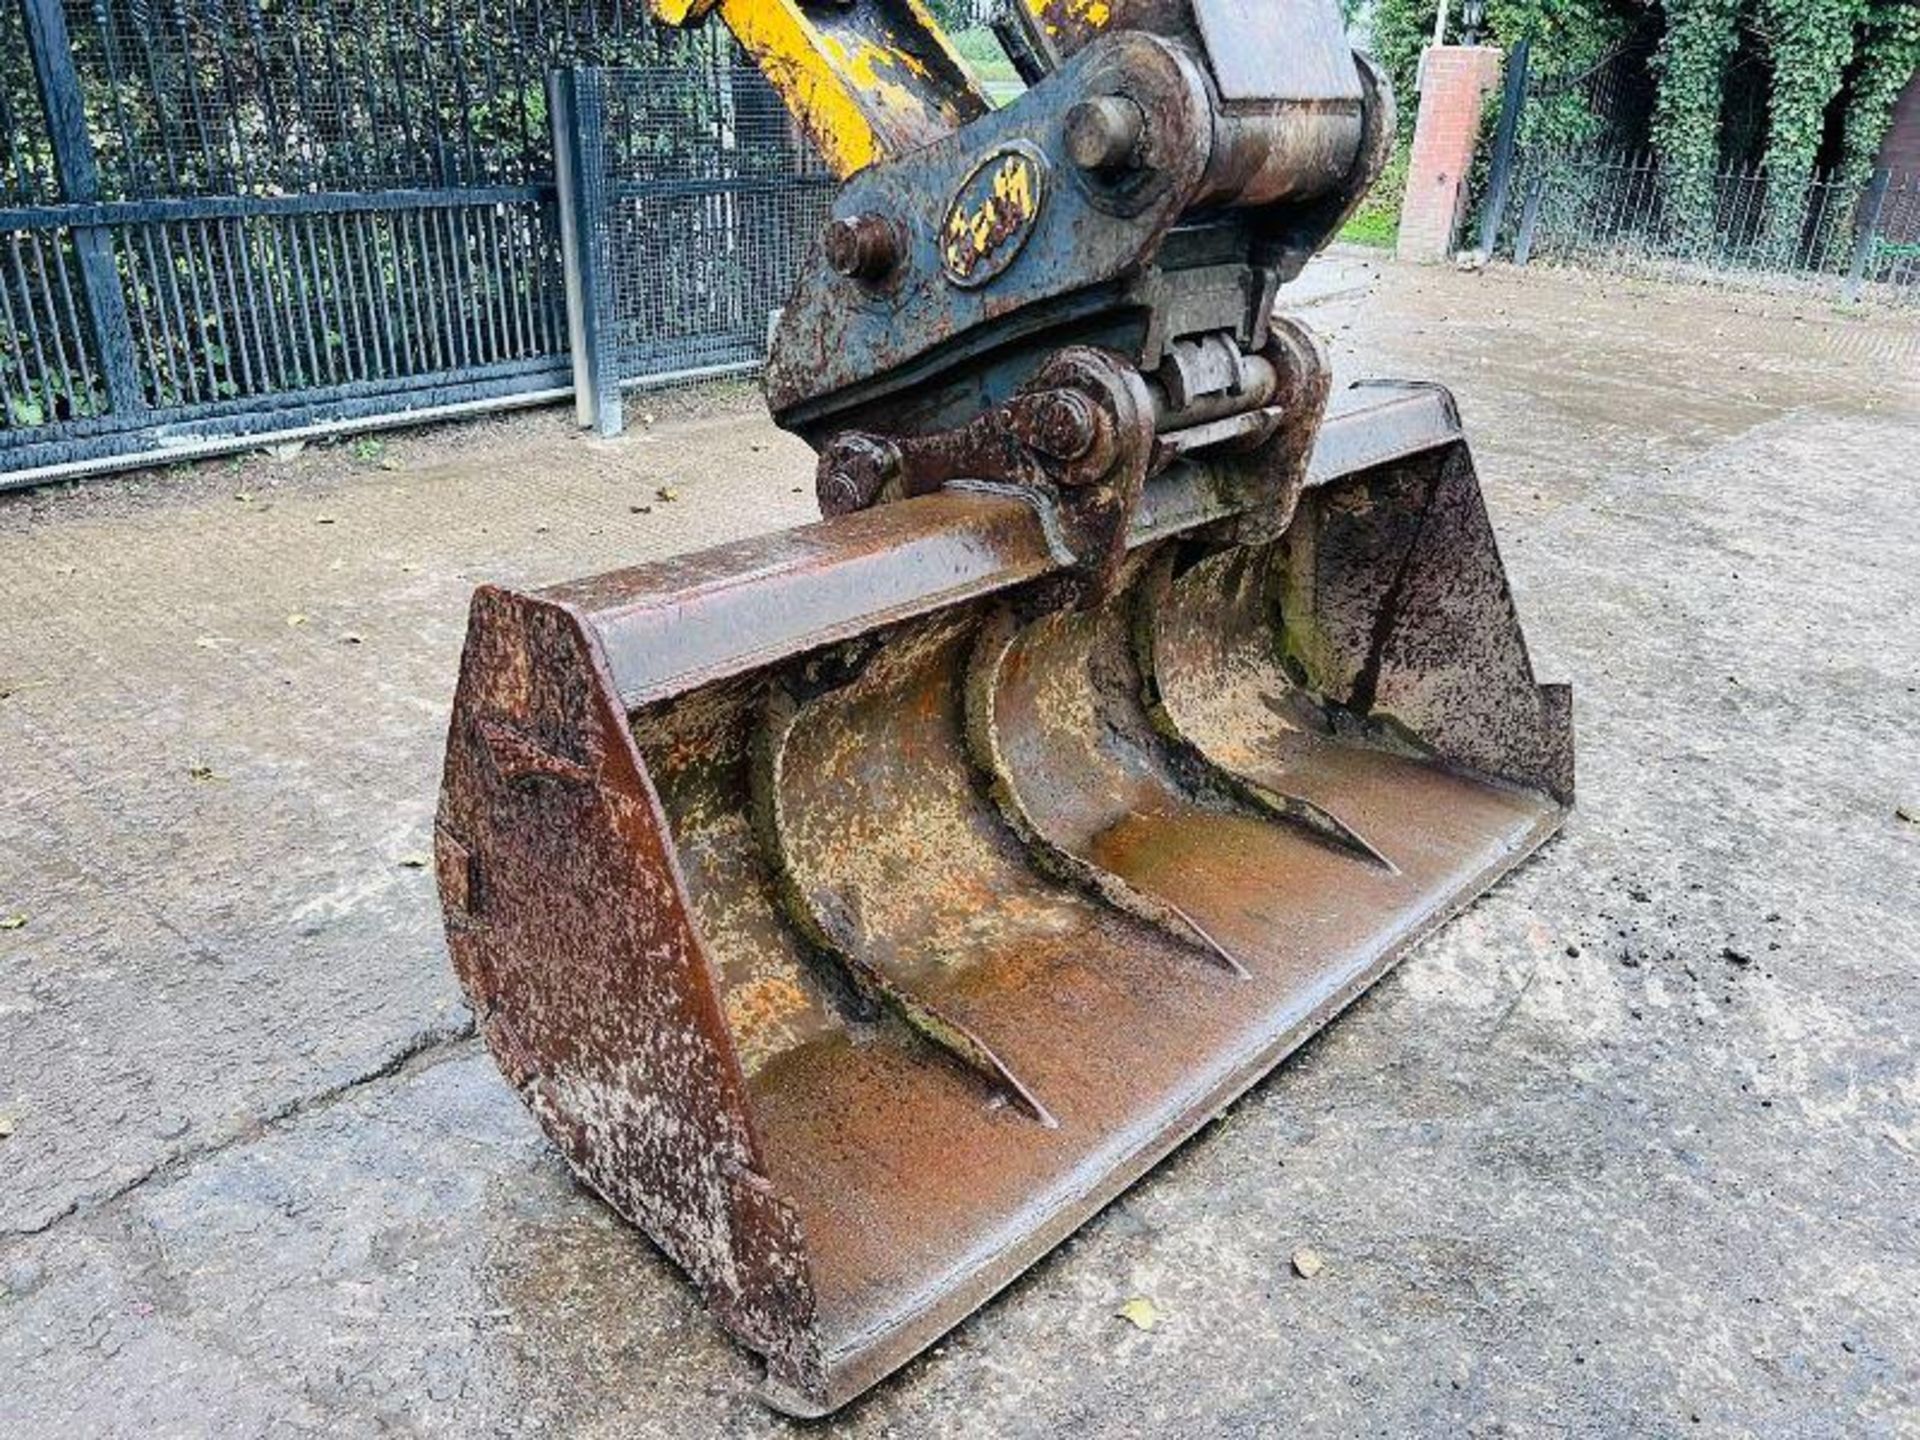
[1352,0,1920,189]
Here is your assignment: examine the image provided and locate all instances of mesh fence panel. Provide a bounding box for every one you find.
[0,2,56,206]
[577,65,832,399]
[64,0,720,198]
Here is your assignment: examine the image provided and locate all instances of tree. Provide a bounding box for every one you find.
[1755,0,1870,250]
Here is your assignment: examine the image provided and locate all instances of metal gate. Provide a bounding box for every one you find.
[551,65,832,437]
[0,0,769,487]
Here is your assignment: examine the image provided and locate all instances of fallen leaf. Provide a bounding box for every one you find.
[1291,1247,1324,1279]
[378,457,403,472]
[188,764,220,782]
[234,490,255,503]
[0,914,25,931]
[286,614,307,627]
[398,853,431,870]
[1115,1296,1159,1331]
[656,486,680,502]
[0,1115,14,1138]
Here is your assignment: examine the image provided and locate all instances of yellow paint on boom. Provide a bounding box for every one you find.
[821,31,933,127]
[694,0,991,176]
[713,0,884,175]
[1023,0,1112,37]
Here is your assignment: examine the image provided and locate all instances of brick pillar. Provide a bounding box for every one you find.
[1397,45,1503,264]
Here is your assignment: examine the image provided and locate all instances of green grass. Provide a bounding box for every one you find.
[950,26,1020,86]
[1337,144,1410,250]
[1339,207,1400,248]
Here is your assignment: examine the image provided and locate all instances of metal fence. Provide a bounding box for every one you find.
[1495,153,1920,304]
[1473,27,1918,305]
[554,65,832,436]
[0,0,762,485]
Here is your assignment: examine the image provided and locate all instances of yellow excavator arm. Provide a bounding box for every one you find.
[649,0,991,175]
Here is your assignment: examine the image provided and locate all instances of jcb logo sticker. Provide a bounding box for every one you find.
[941,147,1046,288]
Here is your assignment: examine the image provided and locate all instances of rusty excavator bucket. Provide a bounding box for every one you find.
[436,0,1572,1415]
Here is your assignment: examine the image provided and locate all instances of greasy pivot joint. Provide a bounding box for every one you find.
[812,347,1153,602]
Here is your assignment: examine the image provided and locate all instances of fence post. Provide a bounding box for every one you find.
[1843,169,1892,304]
[1398,44,1505,263]
[1513,173,1546,266]
[1474,36,1530,261]
[550,67,622,438]
[18,0,144,418]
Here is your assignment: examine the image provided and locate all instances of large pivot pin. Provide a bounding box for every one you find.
[1064,95,1146,173]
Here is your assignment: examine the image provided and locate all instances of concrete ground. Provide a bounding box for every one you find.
[2,255,1917,1437]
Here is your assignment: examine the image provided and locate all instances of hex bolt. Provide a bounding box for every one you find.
[1027,390,1101,462]
[820,469,866,511]
[825,213,900,282]
[816,435,900,514]
[1064,95,1146,174]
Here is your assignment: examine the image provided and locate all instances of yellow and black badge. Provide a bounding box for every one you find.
[941,146,1046,288]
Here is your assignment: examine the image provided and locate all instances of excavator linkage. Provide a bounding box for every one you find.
[437,0,1572,1411]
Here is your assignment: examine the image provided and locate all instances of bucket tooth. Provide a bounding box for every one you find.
[747,617,1110,1127]
[1133,545,1398,872]
[1136,440,1575,855]
[966,605,1254,977]
[754,672,1059,1127]
[966,557,1423,968]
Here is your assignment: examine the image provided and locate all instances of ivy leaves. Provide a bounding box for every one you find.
[1652,0,1744,232]
[1837,0,1920,186]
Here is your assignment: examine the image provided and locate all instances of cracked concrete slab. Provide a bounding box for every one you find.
[2,258,1916,1435]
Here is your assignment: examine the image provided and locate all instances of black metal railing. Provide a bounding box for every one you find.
[1496,152,1920,304]
[1470,24,1917,306]
[0,0,758,484]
